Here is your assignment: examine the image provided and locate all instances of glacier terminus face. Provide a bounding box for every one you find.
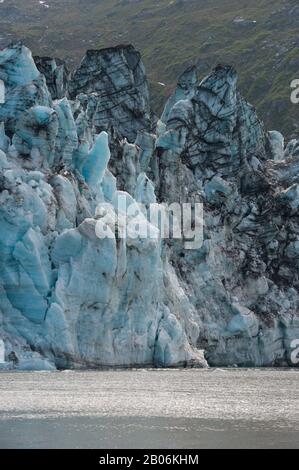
[0,43,299,371]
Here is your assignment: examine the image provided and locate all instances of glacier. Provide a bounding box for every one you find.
[0,42,298,370]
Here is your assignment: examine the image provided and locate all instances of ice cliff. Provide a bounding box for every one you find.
[0,43,298,370]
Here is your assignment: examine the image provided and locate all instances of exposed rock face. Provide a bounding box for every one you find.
[0,43,298,370]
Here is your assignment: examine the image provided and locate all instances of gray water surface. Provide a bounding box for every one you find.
[0,368,298,448]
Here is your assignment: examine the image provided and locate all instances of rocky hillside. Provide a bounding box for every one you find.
[0,42,299,370]
[0,0,298,139]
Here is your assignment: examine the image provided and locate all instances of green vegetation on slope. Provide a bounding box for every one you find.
[0,0,298,138]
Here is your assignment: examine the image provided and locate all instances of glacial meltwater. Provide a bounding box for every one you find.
[0,369,298,449]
